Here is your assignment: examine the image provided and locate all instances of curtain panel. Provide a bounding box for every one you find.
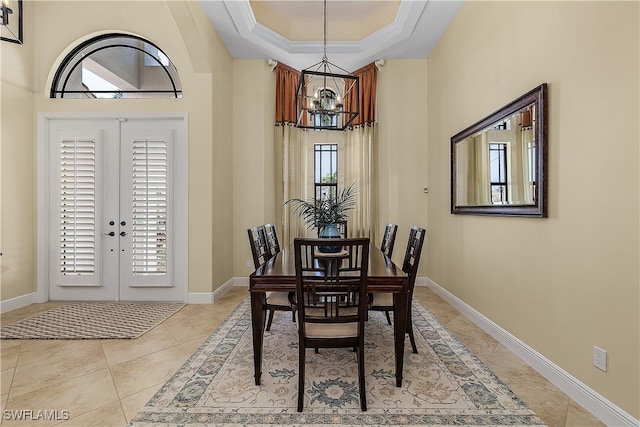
[274,63,301,125]
[344,62,379,241]
[345,62,378,128]
[274,62,379,245]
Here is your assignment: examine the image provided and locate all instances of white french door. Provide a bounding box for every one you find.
[45,117,186,301]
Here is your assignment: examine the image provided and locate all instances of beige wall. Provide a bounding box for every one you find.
[0,2,35,300]
[426,1,639,417]
[376,60,429,267]
[0,1,235,299]
[232,59,277,274]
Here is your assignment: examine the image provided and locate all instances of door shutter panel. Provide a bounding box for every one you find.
[52,131,104,288]
[132,139,168,276]
[120,125,173,290]
[60,138,97,276]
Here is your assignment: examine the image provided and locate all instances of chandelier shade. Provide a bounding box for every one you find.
[295,0,359,131]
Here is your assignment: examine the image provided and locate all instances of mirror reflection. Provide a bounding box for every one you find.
[451,84,547,217]
[455,104,536,206]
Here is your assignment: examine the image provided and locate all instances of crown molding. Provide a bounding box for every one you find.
[221,0,429,70]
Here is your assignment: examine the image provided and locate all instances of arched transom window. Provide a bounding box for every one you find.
[50,33,182,99]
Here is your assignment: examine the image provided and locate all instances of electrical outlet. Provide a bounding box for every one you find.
[593,346,607,371]
[246,259,253,268]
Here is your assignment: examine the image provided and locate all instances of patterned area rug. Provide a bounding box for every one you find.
[0,302,185,339]
[129,298,546,426]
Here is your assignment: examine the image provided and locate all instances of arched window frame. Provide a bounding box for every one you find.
[50,33,182,99]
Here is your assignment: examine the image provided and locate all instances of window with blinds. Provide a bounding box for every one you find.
[132,139,168,275]
[60,138,96,275]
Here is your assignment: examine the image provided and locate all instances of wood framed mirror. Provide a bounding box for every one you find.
[451,83,548,217]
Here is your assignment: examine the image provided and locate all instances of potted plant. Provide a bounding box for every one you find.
[285,183,358,251]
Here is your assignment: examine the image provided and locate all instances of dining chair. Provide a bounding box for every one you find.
[376,223,398,324]
[247,225,270,268]
[369,226,426,354]
[380,223,398,258]
[263,223,281,257]
[247,225,292,331]
[293,237,370,412]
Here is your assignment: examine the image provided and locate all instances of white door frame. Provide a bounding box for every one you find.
[37,112,189,302]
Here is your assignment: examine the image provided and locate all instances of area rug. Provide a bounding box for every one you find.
[0,302,185,339]
[129,298,546,427]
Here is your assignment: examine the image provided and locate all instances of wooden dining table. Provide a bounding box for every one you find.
[249,244,410,387]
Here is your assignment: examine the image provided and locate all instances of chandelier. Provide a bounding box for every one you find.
[295,0,359,131]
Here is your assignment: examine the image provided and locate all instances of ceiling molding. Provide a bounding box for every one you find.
[200,0,463,71]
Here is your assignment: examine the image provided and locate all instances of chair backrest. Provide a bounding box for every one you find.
[263,223,281,257]
[247,225,270,269]
[402,226,426,290]
[380,223,398,257]
[293,237,370,332]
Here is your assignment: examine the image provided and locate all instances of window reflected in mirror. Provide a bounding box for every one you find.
[451,84,547,217]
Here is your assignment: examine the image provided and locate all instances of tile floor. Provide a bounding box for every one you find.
[0,286,604,426]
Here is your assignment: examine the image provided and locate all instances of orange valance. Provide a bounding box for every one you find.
[345,62,377,128]
[274,61,377,129]
[274,63,301,126]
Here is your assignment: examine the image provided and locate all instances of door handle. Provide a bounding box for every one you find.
[103,231,115,237]
[120,231,127,237]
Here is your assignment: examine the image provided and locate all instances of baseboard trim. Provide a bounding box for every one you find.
[423,278,638,427]
[188,278,249,304]
[3,278,250,310]
[0,293,38,314]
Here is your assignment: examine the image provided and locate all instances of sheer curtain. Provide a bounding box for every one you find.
[274,63,306,245]
[275,62,378,244]
[521,127,535,204]
[469,133,491,205]
[343,63,378,239]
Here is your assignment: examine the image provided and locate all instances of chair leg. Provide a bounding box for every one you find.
[265,309,275,331]
[384,310,392,325]
[358,342,367,411]
[408,322,418,354]
[297,344,305,412]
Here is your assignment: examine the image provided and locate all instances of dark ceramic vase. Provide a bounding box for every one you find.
[318,224,341,252]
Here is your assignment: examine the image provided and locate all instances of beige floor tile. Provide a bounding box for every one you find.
[516,383,569,427]
[120,383,163,423]
[10,341,107,398]
[180,335,208,355]
[566,399,606,426]
[1,367,14,406]
[162,307,223,344]
[482,344,570,427]
[414,292,460,326]
[0,343,21,371]
[56,400,127,427]
[110,344,190,399]
[0,286,610,427]
[441,314,500,360]
[3,368,119,426]
[15,339,100,367]
[101,325,181,366]
[163,290,246,344]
